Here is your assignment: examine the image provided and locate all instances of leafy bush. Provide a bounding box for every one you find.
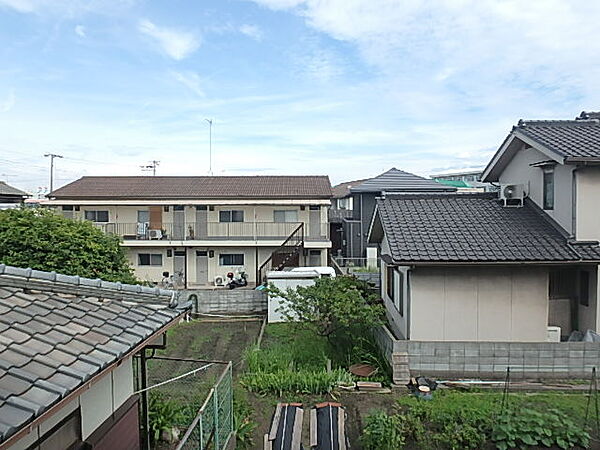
[233,390,257,449]
[148,392,184,443]
[240,368,353,396]
[361,411,406,450]
[491,407,589,450]
[0,208,137,283]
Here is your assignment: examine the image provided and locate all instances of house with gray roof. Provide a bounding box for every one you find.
[329,168,454,262]
[0,264,187,449]
[368,112,600,382]
[0,182,29,206]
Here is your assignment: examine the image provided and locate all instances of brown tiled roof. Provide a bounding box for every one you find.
[331,179,369,198]
[50,176,332,199]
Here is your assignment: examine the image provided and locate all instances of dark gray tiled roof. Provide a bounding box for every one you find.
[376,193,600,264]
[350,168,456,193]
[515,119,600,160]
[0,182,28,198]
[0,269,185,444]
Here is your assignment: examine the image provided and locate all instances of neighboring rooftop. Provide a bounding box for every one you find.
[371,193,600,264]
[350,168,456,193]
[429,168,484,179]
[331,178,369,198]
[49,176,332,200]
[0,265,186,445]
[0,182,29,201]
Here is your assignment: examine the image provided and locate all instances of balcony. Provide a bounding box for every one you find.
[92,221,329,241]
[328,208,354,222]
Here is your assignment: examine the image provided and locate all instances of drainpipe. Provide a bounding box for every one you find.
[139,349,150,450]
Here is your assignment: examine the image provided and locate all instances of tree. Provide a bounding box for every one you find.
[269,275,384,338]
[0,208,137,283]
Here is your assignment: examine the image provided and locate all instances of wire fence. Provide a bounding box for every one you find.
[135,355,233,450]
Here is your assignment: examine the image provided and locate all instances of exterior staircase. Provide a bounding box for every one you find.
[256,223,304,285]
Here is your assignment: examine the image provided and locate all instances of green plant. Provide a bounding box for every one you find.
[0,208,137,283]
[240,368,353,396]
[360,411,406,450]
[148,392,185,443]
[267,275,384,338]
[233,390,257,449]
[491,407,589,450]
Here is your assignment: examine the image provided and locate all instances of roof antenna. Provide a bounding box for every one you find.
[140,160,160,176]
[205,118,213,175]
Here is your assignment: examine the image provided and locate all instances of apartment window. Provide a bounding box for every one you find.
[61,205,73,211]
[543,167,555,210]
[219,210,244,222]
[219,253,244,265]
[274,210,298,223]
[138,253,163,266]
[173,205,185,211]
[84,210,109,222]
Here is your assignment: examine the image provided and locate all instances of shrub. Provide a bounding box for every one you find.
[240,368,353,396]
[233,389,257,449]
[360,411,406,450]
[148,392,185,443]
[491,407,589,450]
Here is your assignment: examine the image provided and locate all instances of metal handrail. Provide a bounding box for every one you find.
[256,223,304,285]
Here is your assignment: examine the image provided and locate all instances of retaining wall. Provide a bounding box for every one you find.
[182,289,267,314]
[375,326,600,383]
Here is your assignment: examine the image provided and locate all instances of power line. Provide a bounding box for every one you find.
[44,153,63,192]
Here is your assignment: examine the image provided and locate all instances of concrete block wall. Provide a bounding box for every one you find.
[375,326,600,383]
[182,289,267,314]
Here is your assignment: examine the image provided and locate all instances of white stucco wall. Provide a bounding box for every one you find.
[498,145,575,233]
[576,167,600,241]
[409,266,549,342]
[8,357,134,449]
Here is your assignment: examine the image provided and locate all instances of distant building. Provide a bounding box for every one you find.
[0,181,29,206]
[430,168,495,192]
[329,168,455,261]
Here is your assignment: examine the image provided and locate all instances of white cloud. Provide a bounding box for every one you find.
[0,0,36,12]
[239,24,263,41]
[170,70,205,97]
[138,19,200,60]
[1,90,15,112]
[0,0,136,16]
[74,24,86,37]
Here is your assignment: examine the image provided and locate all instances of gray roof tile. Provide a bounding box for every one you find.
[376,193,600,264]
[350,168,456,193]
[0,273,186,445]
[515,118,600,160]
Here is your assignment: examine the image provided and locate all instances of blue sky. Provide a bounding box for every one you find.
[2,0,600,193]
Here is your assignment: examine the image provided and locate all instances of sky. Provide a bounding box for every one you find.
[1,0,600,194]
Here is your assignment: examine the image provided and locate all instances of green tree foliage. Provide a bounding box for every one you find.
[268,275,384,338]
[0,208,137,283]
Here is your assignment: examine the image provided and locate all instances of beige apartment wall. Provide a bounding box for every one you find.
[410,266,549,342]
[498,144,575,233]
[576,167,600,241]
[127,245,298,285]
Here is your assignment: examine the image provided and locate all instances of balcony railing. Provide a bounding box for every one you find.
[328,208,353,222]
[92,221,328,241]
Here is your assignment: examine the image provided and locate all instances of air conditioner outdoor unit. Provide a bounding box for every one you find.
[547,326,561,343]
[148,229,163,240]
[499,183,525,207]
[214,275,225,287]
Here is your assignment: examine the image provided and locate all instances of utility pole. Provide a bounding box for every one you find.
[44,153,63,192]
[140,160,160,176]
[205,118,213,175]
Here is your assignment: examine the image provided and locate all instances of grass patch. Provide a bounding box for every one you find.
[361,390,594,449]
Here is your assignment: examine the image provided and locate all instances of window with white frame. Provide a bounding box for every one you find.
[543,167,555,210]
[219,253,244,265]
[273,210,298,223]
[219,210,244,222]
[138,253,163,266]
[84,210,109,222]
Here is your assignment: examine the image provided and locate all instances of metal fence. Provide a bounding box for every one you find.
[135,355,233,450]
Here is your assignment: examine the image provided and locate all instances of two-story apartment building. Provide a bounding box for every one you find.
[47,176,332,287]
